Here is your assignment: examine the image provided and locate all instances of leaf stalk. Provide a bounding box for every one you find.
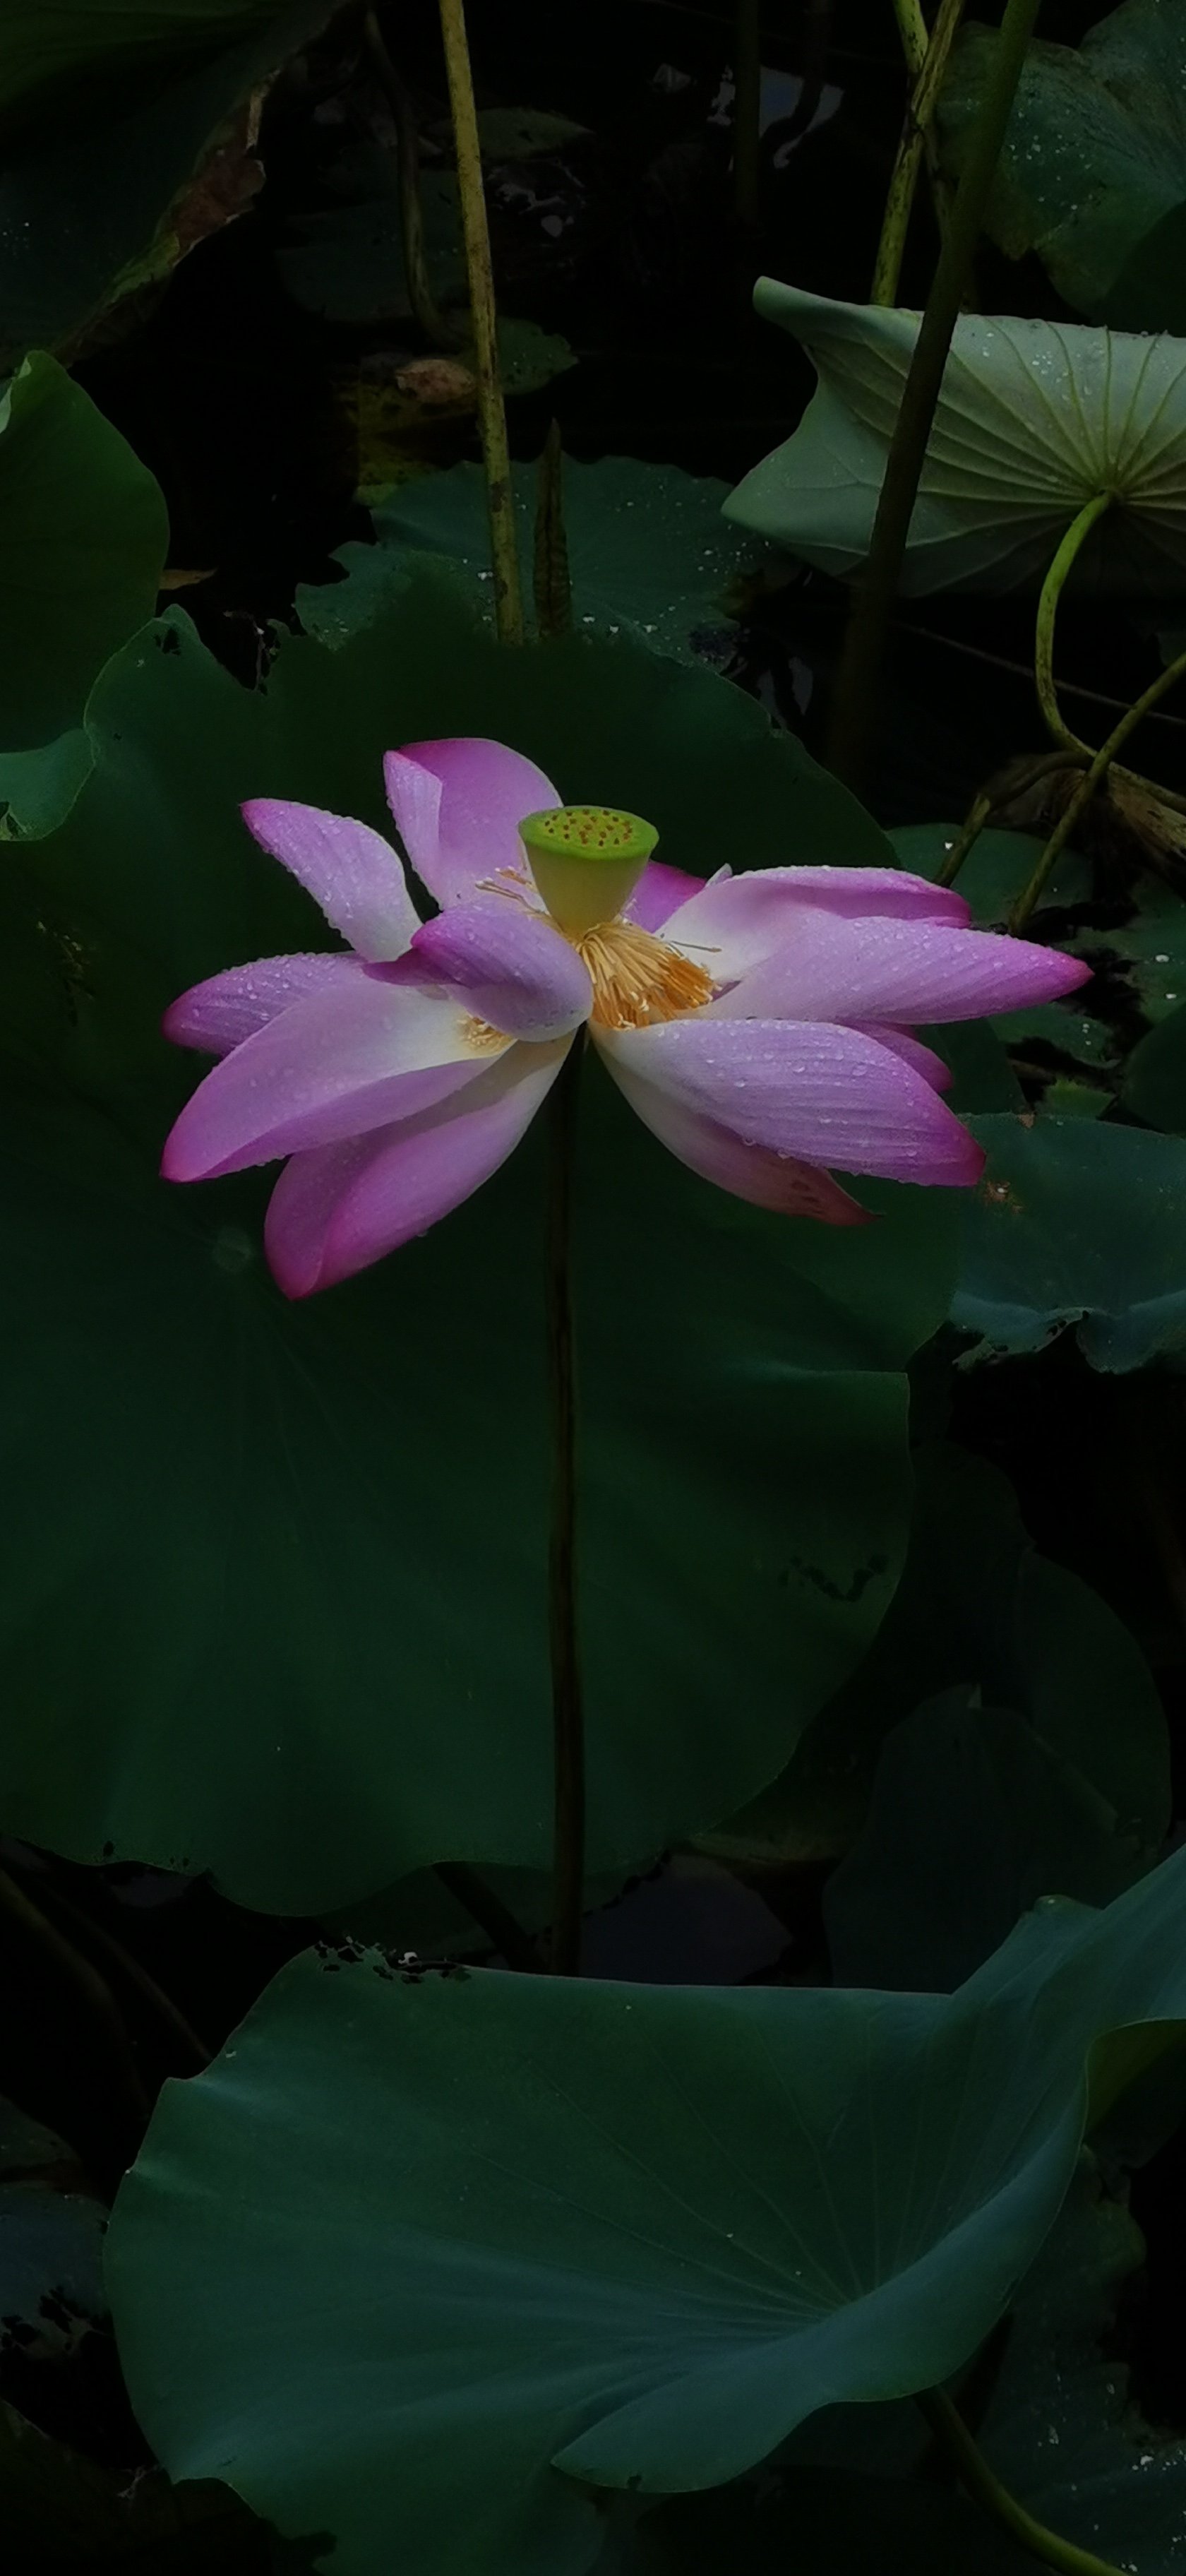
[871,0,965,304]
[437,0,524,643]
[1012,640,1186,928]
[917,2385,1127,2576]
[545,1039,586,1976]
[825,0,1043,794]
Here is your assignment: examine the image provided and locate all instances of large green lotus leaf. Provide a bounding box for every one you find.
[630,2154,1186,2573]
[937,0,1186,330]
[0,1,337,374]
[700,1441,1170,1867]
[954,1111,1186,1368]
[106,1846,1186,2576]
[824,1693,1143,1993]
[0,353,167,761]
[0,568,945,1914]
[724,282,1186,597]
[300,458,775,665]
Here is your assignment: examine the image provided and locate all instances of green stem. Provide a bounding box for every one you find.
[437,0,523,643]
[871,0,966,304]
[734,0,762,227]
[935,748,1085,886]
[433,1864,540,1972]
[365,8,460,351]
[825,0,1043,794]
[917,2387,1126,2576]
[892,0,930,78]
[1011,640,1186,929]
[1034,493,1112,755]
[546,1039,585,1977]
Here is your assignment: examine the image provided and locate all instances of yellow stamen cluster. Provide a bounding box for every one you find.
[460,1013,508,1051]
[574,919,715,1031]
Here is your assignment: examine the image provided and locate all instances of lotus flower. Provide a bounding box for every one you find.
[162,737,1089,1296]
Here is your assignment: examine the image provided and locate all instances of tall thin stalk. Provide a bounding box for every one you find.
[871,0,966,304]
[825,0,1043,794]
[545,1041,585,1976]
[438,0,523,643]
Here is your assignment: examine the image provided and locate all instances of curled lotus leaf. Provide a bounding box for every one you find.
[724,281,1186,596]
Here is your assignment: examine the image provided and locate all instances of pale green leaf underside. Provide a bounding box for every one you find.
[726,281,1186,595]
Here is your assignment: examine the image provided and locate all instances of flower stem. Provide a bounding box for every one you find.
[1034,493,1112,756]
[916,2387,1126,2576]
[1011,641,1186,929]
[437,0,524,644]
[825,0,1043,794]
[546,1039,585,1977]
[871,0,966,305]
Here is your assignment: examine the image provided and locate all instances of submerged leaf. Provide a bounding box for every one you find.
[725,282,1186,595]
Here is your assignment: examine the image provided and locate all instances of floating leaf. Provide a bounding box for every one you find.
[106,1849,1186,2576]
[301,456,775,663]
[725,283,1186,595]
[0,565,938,1915]
[954,1111,1186,1368]
[937,0,1186,331]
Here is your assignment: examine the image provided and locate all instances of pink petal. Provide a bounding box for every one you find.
[599,1043,869,1222]
[709,913,1091,1026]
[625,859,706,932]
[164,953,369,1056]
[265,1040,572,1295]
[596,1016,984,1186]
[852,1024,952,1090]
[162,983,505,1183]
[241,801,419,962]
[383,738,560,910]
[384,893,592,1041]
[664,866,974,982]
